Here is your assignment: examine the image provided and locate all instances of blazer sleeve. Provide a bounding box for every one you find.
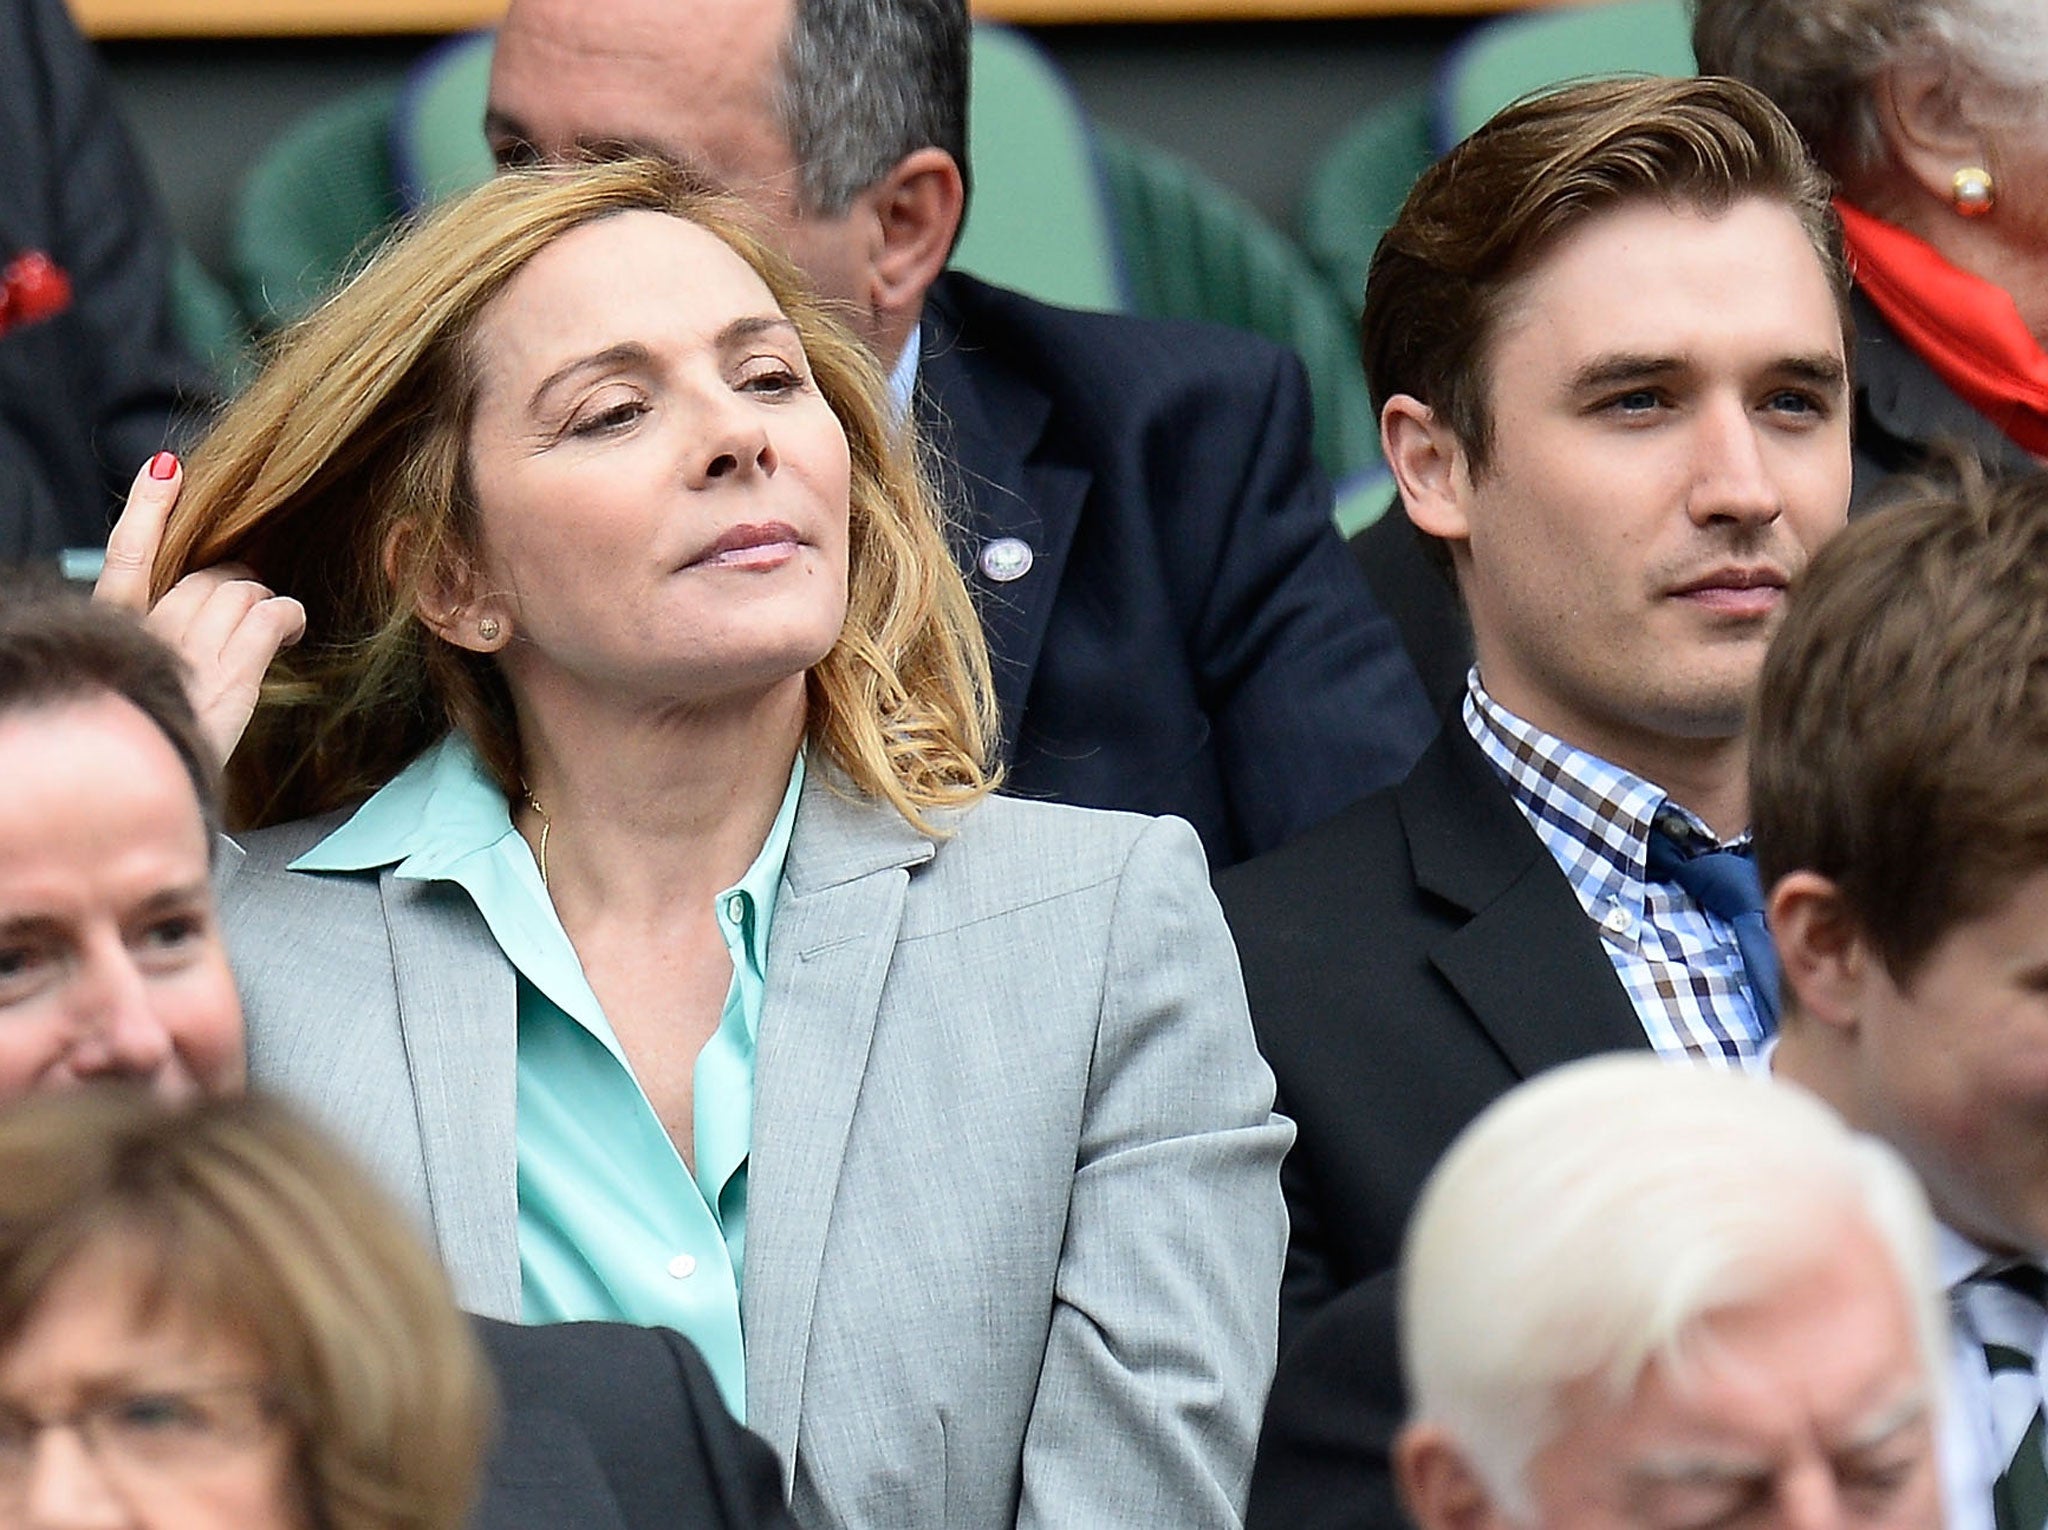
[1016,814,1293,1529]
[1185,346,1435,855]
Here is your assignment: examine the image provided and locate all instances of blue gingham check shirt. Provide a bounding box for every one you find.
[1463,674,1774,1068]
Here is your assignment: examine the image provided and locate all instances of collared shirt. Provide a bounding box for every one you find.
[1463,673,1772,1066]
[888,325,922,423]
[290,731,805,1420]
[1941,1222,2043,1530]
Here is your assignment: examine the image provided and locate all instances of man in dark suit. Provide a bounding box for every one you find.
[0,588,795,1530]
[481,0,1435,866]
[1219,78,1858,1529]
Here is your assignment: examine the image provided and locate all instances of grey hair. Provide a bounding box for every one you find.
[774,0,971,217]
[1692,0,2048,180]
[1400,1055,1944,1520]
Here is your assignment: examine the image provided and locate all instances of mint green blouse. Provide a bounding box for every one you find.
[290,732,804,1419]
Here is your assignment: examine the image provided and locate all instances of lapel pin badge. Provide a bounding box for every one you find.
[978,537,1034,583]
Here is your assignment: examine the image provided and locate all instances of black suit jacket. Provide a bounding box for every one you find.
[917,271,1436,867]
[472,1318,796,1530]
[1217,720,1647,1530]
[1,0,213,559]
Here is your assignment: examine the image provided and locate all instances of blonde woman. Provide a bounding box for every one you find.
[101,159,1288,1530]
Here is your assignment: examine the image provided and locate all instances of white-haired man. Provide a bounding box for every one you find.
[1393,1056,1945,1530]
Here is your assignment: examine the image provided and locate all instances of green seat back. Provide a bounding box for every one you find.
[169,245,254,392]
[1095,126,1377,480]
[1332,466,1396,539]
[1296,83,1437,322]
[1438,0,1696,148]
[231,81,404,331]
[950,25,1123,313]
[394,30,494,209]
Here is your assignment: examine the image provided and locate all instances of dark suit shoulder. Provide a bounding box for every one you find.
[926,269,1298,392]
[1222,722,1643,1326]
[471,1317,796,1530]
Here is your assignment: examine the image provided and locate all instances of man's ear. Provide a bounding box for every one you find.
[1395,1424,1509,1530]
[863,147,965,323]
[383,520,509,656]
[1770,870,1875,1035]
[1873,59,1991,210]
[1383,395,1473,546]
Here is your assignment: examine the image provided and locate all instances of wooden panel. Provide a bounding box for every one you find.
[73,0,504,35]
[71,0,1535,37]
[982,0,1531,14]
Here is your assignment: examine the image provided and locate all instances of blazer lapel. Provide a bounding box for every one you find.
[1400,725,1647,1079]
[917,275,1090,752]
[742,770,934,1479]
[381,872,524,1319]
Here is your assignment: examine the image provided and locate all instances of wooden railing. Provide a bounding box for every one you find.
[71,0,1535,36]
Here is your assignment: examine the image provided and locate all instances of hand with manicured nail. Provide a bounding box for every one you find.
[94,454,307,769]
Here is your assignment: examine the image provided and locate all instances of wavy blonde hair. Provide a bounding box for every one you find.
[154,158,997,830]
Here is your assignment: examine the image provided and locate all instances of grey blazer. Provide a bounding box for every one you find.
[222,769,1290,1530]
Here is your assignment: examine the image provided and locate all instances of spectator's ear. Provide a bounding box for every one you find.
[862,147,965,324]
[1384,395,1472,549]
[1769,870,1870,1037]
[386,520,511,656]
[1395,1423,1509,1530]
[1873,59,1991,214]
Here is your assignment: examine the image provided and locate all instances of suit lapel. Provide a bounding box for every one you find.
[381,872,524,1319]
[742,770,934,1479]
[1400,725,1647,1079]
[917,274,1090,751]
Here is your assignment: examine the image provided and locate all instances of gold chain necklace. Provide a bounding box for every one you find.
[521,787,551,889]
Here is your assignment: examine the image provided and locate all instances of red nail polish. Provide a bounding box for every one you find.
[148,451,178,480]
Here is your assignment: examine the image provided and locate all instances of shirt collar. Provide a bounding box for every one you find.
[290,734,807,998]
[289,732,511,877]
[1941,1221,2000,1293]
[887,326,921,423]
[1462,670,1742,880]
[722,750,805,998]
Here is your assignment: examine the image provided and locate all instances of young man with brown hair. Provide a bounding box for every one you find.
[1763,458,2048,1530]
[1224,75,1856,1529]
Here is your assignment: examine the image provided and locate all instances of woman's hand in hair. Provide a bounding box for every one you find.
[94,453,306,767]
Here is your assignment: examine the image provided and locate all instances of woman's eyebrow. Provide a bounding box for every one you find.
[527,343,653,414]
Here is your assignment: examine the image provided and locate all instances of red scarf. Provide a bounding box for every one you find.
[1835,197,2048,459]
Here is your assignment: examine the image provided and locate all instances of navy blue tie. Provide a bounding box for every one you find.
[1644,827,1781,1031]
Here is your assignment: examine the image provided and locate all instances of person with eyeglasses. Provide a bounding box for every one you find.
[0,1087,489,1529]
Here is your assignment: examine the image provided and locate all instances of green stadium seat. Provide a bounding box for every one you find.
[1436,0,1696,149]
